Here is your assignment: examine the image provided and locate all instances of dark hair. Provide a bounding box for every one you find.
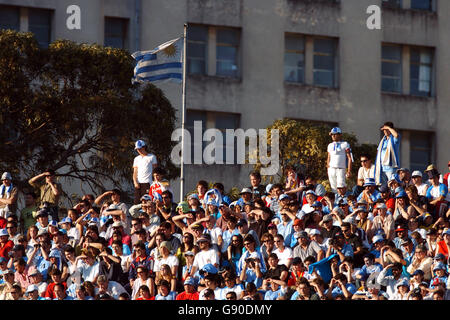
[225,291,237,299]
[243,234,255,244]
[213,182,224,192]
[134,241,146,251]
[152,167,166,176]
[383,121,394,128]
[360,153,371,160]
[196,180,208,189]
[111,189,121,196]
[161,190,172,200]
[268,253,279,260]
[203,288,215,298]
[158,279,170,289]
[304,256,317,264]
[249,171,261,180]
[119,292,130,300]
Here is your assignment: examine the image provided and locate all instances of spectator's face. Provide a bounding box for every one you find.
[54,286,65,299]
[197,185,207,195]
[0,235,8,243]
[137,268,147,279]
[273,188,282,197]
[337,187,346,195]
[250,176,260,187]
[6,224,16,236]
[98,281,108,292]
[111,193,120,202]
[4,273,14,284]
[243,240,255,252]
[274,237,284,249]
[433,293,444,300]
[268,257,278,268]
[185,284,195,293]
[364,258,373,267]
[412,176,422,184]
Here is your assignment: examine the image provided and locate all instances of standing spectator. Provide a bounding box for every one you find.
[20,192,39,235]
[132,140,158,204]
[28,169,63,222]
[374,122,401,185]
[0,172,18,219]
[327,127,352,193]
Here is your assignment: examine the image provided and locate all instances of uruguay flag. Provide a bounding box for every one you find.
[132,37,183,83]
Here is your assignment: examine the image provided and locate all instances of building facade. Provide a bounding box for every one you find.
[0,0,448,200]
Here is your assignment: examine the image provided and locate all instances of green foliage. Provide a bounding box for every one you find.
[0,30,179,195]
[254,119,377,189]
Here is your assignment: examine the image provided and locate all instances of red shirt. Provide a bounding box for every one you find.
[137,296,155,300]
[0,217,6,229]
[176,291,199,300]
[44,282,67,299]
[0,240,14,259]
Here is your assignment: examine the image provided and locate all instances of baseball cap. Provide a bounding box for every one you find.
[36,209,49,218]
[396,168,409,173]
[395,226,407,232]
[305,190,317,197]
[206,198,219,206]
[400,238,412,246]
[311,201,322,208]
[329,127,342,135]
[26,284,39,294]
[187,193,199,201]
[376,203,387,209]
[184,251,195,257]
[159,241,172,251]
[183,277,196,286]
[442,229,450,236]
[0,257,7,263]
[29,270,41,277]
[112,221,124,228]
[0,229,8,237]
[411,171,422,178]
[58,217,72,225]
[433,262,446,271]
[197,235,210,243]
[363,178,376,187]
[434,253,445,260]
[412,270,424,277]
[134,140,146,149]
[236,219,247,227]
[176,201,189,213]
[239,188,252,194]
[3,269,14,275]
[379,185,389,193]
[265,184,274,194]
[140,194,153,201]
[372,235,384,243]
[295,231,308,239]
[322,214,333,222]
[396,191,407,198]
[293,219,302,227]
[309,229,321,236]
[279,194,290,201]
[1,172,12,180]
[37,229,48,237]
[48,220,58,227]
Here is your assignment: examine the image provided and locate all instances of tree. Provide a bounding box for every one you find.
[253,119,377,190]
[0,30,178,201]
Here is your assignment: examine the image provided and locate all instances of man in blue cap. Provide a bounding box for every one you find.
[327,127,353,194]
[357,178,381,205]
[132,139,158,204]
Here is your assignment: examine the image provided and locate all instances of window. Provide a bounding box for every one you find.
[187,25,208,75]
[411,0,433,10]
[216,28,240,77]
[313,38,337,87]
[186,110,207,164]
[410,47,432,97]
[187,24,241,78]
[104,17,128,49]
[381,45,402,93]
[409,131,433,172]
[0,6,20,31]
[284,34,305,83]
[382,0,401,8]
[29,8,52,48]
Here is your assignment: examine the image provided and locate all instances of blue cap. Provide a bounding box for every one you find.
[58,228,67,235]
[135,140,146,149]
[206,198,219,206]
[0,229,8,237]
[0,257,7,263]
[363,178,376,187]
[379,185,389,193]
[140,194,153,201]
[329,127,342,135]
[433,263,447,271]
[187,193,199,201]
[58,217,72,225]
[396,191,407,198]
[372,235,384,243]
[49,220,58,227]
[200,263,218,277]
[183,277,196,286]
[311,201,323,208]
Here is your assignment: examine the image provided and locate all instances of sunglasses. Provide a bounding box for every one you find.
[361,160,368,163]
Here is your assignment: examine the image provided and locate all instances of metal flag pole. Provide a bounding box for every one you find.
[180,23,187,202]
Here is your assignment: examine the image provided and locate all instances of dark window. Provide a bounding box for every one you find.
[409,131,433,172]
[186,110,207,164]
[284,34,305,83]
[187,25,208,75]
[381,45,402,93]
[0,6,20,31]
[29,8,52,48]
[313,38,337,88]
[216,27,240,77]
[104,17,128,49]
[410,47,433,97]
[411,0,433,10]
[382,0,401,8]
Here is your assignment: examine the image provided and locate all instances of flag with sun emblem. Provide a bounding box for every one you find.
[132,37,183,83]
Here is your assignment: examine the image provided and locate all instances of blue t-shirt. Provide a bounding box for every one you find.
[277,220,294,247]
[264,287,286,300]
[380,135,400,170]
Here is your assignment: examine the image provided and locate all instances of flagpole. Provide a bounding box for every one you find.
[180,23,187,202]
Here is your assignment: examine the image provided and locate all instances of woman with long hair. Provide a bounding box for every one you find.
[155,264,177,293]
[227,234,243,273]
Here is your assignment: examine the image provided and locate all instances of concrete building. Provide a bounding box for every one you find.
[1,0,448,202]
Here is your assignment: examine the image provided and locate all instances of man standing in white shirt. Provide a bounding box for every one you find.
[132,140,158,204]
[327,127,353,193]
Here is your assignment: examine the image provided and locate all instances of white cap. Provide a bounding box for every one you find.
[1,172,12,180]
[26,284,39,293]
[411,171,422,177]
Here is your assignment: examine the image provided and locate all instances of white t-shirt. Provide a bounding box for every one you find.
[415,183,429,196]
[199,287,223,300]
[133,153,157,184]
[327,141,350,169]
[153,255,179,272]
[220,284,244,300]
[358,165,375,181]
[273,247,293,267]
[77,260,100,282]
[193,248,219,270]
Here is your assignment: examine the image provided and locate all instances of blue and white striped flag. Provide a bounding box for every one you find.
[132,37,183,83]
